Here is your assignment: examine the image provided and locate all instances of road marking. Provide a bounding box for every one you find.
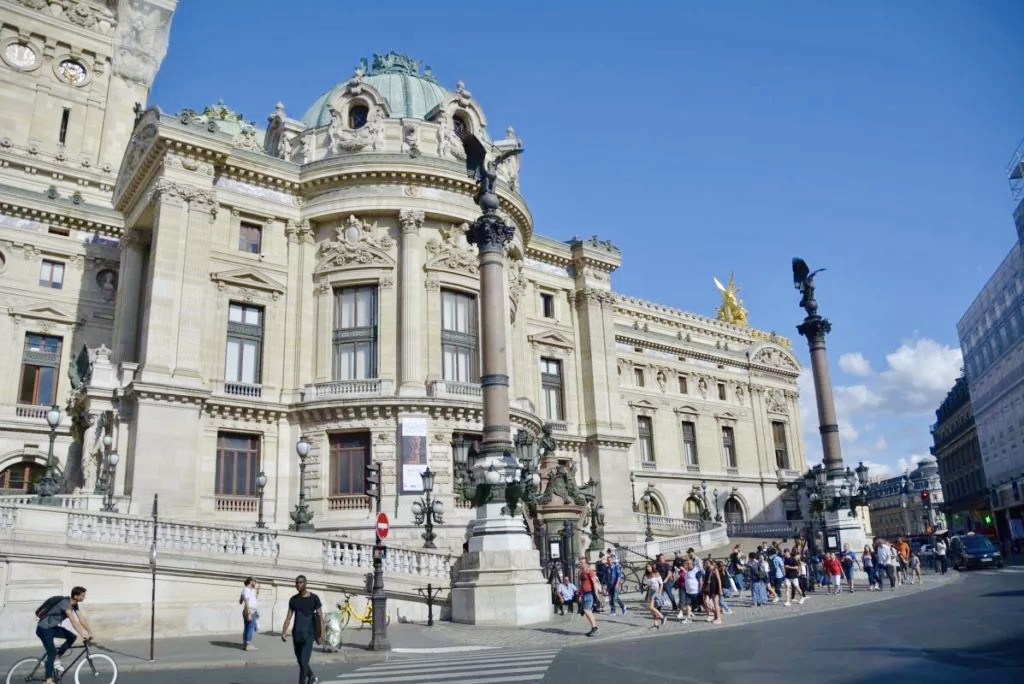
[326,648,561,683]
[391,645,497,654]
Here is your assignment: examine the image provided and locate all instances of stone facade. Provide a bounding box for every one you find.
[0,24,807,550]
[864,457,945,540]
[932,375,992,535]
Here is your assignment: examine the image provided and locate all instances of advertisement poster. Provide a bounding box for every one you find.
[400,416,429,494]
[1010,517,1024,541]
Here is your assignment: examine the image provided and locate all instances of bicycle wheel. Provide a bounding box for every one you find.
[74,653,117,684]
[5,658,44,684]
[339,610,352,630]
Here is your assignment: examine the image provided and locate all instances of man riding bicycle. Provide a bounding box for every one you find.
[36,586,92,684]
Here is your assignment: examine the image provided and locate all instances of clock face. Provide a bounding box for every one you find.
[58,59,87,85]
[4,43,36,69]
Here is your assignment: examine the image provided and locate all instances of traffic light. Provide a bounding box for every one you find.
[365,461,381,512]
[920,490,931,507]
[984,514,993,525]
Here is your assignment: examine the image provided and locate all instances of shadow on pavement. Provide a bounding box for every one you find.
[827,634,1024,671]
[980,590,1024,597]
[208,640,245,651]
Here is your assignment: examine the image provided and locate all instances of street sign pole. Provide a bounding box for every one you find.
[369,513,391,651]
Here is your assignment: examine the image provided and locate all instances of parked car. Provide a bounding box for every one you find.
[948,533,1004,571]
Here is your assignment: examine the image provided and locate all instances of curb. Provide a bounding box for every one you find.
[113,648,390,673]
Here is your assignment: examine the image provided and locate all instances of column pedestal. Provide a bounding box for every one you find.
[822,508,868,554]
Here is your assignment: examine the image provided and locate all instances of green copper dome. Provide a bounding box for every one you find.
[302,53,450,128]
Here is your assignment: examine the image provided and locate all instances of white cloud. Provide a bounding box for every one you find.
[877,339,963,414]
[897,454,927,474]
[839,352,874,377]
[860,459,893,479]
[870,436,888,452]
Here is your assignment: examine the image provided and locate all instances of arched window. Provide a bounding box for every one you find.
[0,461,45,493]
[453,113,469,138]
[724,497,745,524]
[684,496,703,519]
[348,104,369,130]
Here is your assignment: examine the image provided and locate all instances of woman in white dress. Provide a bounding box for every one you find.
[644,564,666,628]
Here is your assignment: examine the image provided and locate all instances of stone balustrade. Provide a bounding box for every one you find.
[726,520,802,538]
[0,493,122,511]
[617,520,729,563]
[428,380,482,400]
[637,513,706,534]
[302,378,394,400]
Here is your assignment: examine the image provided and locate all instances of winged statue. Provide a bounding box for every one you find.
[792,257,825,315]
[713,274,749,327]
[460,131,523,202]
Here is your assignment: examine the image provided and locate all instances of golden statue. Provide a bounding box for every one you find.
[714,274,749,327]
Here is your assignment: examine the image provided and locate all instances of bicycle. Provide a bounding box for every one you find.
[336,593,390,630]
[5,639,117,684]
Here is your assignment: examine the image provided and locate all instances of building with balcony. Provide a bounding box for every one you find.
[0,1,807,549]
[864,457,946,540]
[955,138,1024,545]
[932,375,992,535]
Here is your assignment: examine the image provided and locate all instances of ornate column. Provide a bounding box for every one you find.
[451,148,549,627]
[398,210,426,396]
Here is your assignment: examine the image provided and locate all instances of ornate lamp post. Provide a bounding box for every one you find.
[586,498,606,552]
[630,471,638,512]
[255,471,268,529]
[36,404,63,505]
[452,434,472,502]
[102,450,120,513]
[290,436,314,532]
[642,486,654,542]
[411,467,444,549]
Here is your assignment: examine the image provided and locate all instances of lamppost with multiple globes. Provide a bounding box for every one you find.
[256,470,268,529]
[629,471,638,512]
[36,404,63,505]
[101,448,120,513]
[586,497,606,552]
[411,468,445,549]
[290,436,314,532]
[641,485,655,542]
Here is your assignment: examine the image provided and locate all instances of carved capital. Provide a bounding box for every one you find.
[467,212,513,253]
[399,209,425,234]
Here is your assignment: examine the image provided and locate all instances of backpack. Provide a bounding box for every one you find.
[34,595,65,619]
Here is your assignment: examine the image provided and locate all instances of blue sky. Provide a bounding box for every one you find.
[152,0,1024,479]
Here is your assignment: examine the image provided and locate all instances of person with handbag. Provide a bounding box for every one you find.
[643,564,666,628]
[239,577,260,651]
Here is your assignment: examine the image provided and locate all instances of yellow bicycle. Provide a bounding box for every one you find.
[337,593,390,629]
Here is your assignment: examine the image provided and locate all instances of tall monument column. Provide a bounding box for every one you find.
[398,210,426,396]
[792,258,867,552]
[450,137,550,626]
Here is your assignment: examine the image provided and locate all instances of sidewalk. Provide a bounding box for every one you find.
[0,573,961,673]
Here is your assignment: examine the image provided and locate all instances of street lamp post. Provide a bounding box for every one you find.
[102,450,120,513]
[586,498,606,552]
[699,480,711,522]
[630,472,638,512]
[642,487,654,542]
[290,436,314,532]
[36,405,63,505]
[411,467,444,549]
[255,471,268,529]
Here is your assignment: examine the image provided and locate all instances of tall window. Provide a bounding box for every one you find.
[772,421,790,469]
[215,432,260,496]
[239,221,262,254]
[682,421,699,467]
[541,293,555,318]
[634,367,645,387]
[540,357,564,421]
[717,382,727,401]
[442,289,478,382]
[333,286,377,380]
[19,334,62,405]
[678,375,688,394]
[637,416,655,464]
[59,108,70,144]
[225,303,262,385]
[722,426,737,468]
[329,432,370,495]
[39,260,64,289]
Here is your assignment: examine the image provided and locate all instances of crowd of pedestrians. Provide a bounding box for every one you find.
[551,536,936,635]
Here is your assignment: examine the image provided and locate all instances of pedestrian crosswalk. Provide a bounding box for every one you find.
[323,647,562,683]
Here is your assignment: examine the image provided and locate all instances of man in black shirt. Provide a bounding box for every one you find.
[281,575,324,684]
[654,553,678,612]
[782,549,806,606]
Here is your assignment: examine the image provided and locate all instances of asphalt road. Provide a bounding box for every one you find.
[125,568,1024,683]
[550,567,1024,684]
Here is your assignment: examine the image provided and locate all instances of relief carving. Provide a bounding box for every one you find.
[424,223,478,275]
[435,111,466,161]
[754,346,799,372]
[232,125,263,153]
[508,258,526,323]
[316,214,395,270]
[328,104,385,154]
[765,388,788,414]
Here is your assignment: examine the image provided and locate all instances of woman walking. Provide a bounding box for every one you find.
[840,543,860,593]
[702,558,723,624]
[643,564,666,628]
[862,545,878,591]
[748,552,768,606]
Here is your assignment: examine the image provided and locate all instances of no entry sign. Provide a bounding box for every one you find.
[376,512,390,540]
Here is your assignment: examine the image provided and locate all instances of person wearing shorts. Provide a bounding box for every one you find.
[577,557,599,637]
[782,549,806,606]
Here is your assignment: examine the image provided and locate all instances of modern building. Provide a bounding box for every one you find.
[0,1,807,551]
[931,375,993,536]
[864,457,945,540]
[956,139,1024,545]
